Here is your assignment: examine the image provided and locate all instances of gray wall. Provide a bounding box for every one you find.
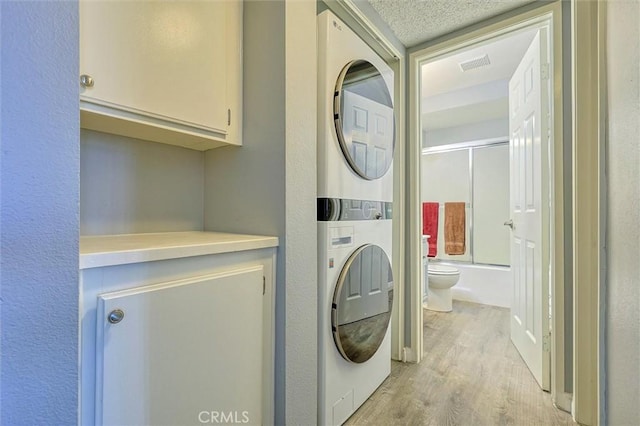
[204,4,287,421]
[81,130,204,235]
[203,2,317,424]
[605,0,640,424]
[0,2,80,424]
[283,2,318,424]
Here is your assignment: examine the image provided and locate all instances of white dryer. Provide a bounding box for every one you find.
[317,10,395,202]
[318,213,393,426]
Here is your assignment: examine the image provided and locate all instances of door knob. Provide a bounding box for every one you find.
[108,309,125,324]
[504,219,514,230]
[80,74,94,88]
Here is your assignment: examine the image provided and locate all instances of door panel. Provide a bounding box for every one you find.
[513,237,522,324]
[339,245,390,323]
[332,244,394,363]
[343,90,394,178]
[508,29,551,391]
[95,267,264,426]
[80,1,228,132]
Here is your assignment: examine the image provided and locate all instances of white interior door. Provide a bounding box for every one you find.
[508,29,551,391]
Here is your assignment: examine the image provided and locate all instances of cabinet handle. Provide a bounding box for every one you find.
[80,74,94,88]
[108,309,125,324]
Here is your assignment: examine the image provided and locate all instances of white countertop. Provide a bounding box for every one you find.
[80,231,279,269]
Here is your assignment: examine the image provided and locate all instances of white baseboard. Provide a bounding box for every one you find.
[402,347,419,363]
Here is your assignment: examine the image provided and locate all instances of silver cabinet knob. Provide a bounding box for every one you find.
[504,219,514,230]
[108,309,125,324]
[80,74,94,88]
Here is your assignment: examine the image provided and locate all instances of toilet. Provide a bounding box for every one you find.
[426,264,460,312]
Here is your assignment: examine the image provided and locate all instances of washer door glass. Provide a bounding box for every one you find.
[334,60,395,180]
[332,244,394,363]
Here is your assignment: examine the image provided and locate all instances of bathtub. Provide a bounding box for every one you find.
[430,261,511,308]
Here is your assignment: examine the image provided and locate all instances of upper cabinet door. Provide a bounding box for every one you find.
[80,0,242,150]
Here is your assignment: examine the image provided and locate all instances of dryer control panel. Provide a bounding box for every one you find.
[317,197,392,221]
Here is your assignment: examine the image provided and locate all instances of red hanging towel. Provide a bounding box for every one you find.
[422,202,439,257]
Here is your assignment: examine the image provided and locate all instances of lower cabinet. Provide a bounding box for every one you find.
[80,247,275,425]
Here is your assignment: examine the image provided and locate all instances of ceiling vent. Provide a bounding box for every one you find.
[459,54,491,72]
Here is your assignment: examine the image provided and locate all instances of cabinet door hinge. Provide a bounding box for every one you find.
[542,333,551,352]
[263,276,266,295]
[227,109,231,126]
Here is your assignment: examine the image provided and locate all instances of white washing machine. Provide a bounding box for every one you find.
[317,10,395,203]
[318,216,393,426]
[317,10,396,425]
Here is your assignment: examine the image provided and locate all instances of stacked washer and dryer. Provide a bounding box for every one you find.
[317,10,396,426]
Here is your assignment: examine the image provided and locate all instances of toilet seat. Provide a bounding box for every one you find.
[428,264,459,275]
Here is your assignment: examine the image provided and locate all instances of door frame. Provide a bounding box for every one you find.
[333,0,602,424]
[408,0,571,412]
[571,1,604,424]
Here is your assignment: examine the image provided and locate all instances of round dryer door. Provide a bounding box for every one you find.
[334,60,395,180]
[332,244,394,363]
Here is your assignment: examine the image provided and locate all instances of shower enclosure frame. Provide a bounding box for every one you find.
[422,137,510,267]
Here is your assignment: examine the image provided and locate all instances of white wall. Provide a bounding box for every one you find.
[0,2,79,423]
[605,0,640,424]
[423,117,508,148]
[81,130,204,235]
[203,2,317,424]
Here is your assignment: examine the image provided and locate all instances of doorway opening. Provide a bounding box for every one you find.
[420,21,550,382]
[408,3,570,413]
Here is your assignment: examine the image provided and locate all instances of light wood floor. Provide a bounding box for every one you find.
[345,300,575,426]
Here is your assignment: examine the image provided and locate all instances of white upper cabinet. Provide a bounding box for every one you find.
[80,0,242,150]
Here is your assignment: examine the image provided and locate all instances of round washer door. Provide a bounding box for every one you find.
[332,244,394,363]
[334,60,395,180]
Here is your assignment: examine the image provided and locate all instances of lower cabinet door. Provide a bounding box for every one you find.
[95,266,264,426]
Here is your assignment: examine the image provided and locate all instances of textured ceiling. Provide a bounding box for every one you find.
[366,0,537,47]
